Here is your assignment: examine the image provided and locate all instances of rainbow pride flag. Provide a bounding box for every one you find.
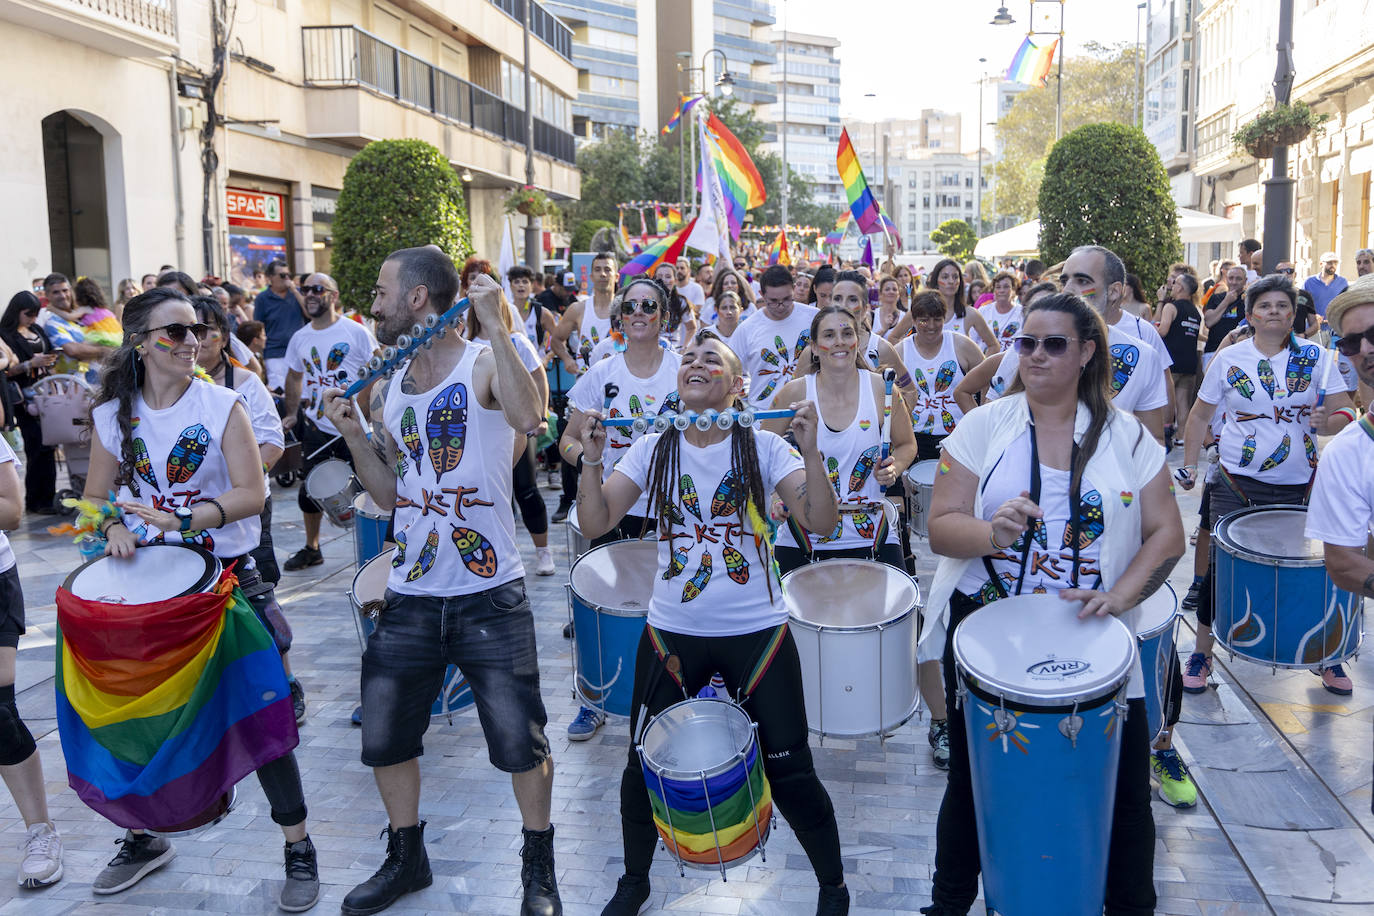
[837,128,883,236]
[662,95,704,135]
[56,572,298,829]
[644,738,772,865]
[877,212,904,249]
[1006,37,1058,87]
[824,212,850,247]
[704,112,767,239]
[666,206,684,227]
[620,219,695,278]
[767,229,791,267]
[618,211,633,251]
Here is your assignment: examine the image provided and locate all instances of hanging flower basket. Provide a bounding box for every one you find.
[504,186,557,219]
[1232,101,1329,159]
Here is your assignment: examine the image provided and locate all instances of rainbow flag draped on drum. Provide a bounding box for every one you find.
[55,548,298,830]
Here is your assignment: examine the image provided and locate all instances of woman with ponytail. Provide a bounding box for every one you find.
[81,288,319,909]
[574,330,850,916]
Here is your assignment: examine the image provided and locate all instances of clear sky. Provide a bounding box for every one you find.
[778,0,1143,150]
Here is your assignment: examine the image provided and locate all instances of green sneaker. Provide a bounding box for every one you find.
[1151,749,1198,808]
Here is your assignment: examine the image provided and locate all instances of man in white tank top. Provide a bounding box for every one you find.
[551,252,617,375]
[323,250,560,916]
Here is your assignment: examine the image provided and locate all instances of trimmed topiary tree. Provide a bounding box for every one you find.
[1038,123,1181,290]
[929,219,978,262]
[570,219,613,253]
[333,139,473,314]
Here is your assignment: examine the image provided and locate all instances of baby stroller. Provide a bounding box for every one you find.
[28,373,95,507]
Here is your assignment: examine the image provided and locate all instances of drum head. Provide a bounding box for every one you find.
[905,459,940,487]
[570,540,657,616]
[1135,583,1178,638]
[641,698,754,779]
[953,594,1135,706]
[305,458,353,498]
[353,491,391,521]
[1216,505,1322,562]
[352,547,396,605]
[63,544,220,603]
[783,559,919,628]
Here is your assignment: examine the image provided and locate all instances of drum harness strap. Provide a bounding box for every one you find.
[787,500,889,561]
[1214,463,1314,507]
[971,415,1094,746]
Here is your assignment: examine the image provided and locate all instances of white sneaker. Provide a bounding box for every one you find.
[18,821,62,888]
[535,547,556,576]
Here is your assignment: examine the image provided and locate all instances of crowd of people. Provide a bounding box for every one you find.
[0,234,1371,916]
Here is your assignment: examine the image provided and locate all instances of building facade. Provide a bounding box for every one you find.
[1193,0,1374,272]
[0,0,580,297]
[546,0,657,139]
[891,150,984,253]
[763,29,843,212]
[1143,0,1201,208]
[712,0,776,113]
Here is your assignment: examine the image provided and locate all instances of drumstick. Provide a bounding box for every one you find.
[340,296,472,399]
[1311,331,1339,435]
[601,408,796,428]
[880,368,895,494]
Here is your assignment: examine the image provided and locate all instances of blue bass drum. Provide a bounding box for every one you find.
[953,594,1135,916]
[567,539,657,718]
[1213,505,1364,669]
[352,492,392,567]
[1135,584,1178,743]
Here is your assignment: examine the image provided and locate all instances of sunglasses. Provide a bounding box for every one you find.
[147,323,211,344]
[300,284,334,295]
[276,273,292,279]
[618,299,660,316]
[1335,326,1374,357]
[1276,267,1296,275]
[1012,334,1078,357]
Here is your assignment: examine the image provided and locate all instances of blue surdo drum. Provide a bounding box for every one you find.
[1135,583,1178,742]
[953,594,1135,916]
[567,539,657,718]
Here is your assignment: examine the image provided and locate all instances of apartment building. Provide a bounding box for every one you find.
[763,29,843,211]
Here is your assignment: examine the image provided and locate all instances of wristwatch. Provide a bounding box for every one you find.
[174,506,194,532]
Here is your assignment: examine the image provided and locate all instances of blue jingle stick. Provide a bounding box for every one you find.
[341,296,471,399]
[600,408,796,429]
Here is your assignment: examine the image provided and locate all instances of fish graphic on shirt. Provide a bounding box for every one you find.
[1240,433,1257,467]
[1259,434,1292,471]
[663,544,689,580]
[682,551,712,601]
[425,383,467,483]
[721,545,749,584]
[1256,359,1276,398]
[1062,489,1104,549]
[848,446,879,493]
[1286,345,1320,393]
[1226,366,1256,400]
[679,475,702,520]
[451,526,498,578]
[326,343,348,371]
[710,470,743,519]
[132,437,158,490]
[1109,344,1139,396]
[400,407,423,468]
[392,530,407,568]
[405,527,439,581]
[310,346,322,373]
[1304,434,1317,468]
[165,424,210,485]
[933,361,956,393]
[913,367,930,396]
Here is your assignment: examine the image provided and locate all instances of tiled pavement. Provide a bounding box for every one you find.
[0,452,1368,914]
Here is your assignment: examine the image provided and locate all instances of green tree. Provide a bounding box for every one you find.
[569,129,646,225]
[987,42,1138,225]
[570,219,614,252]
[1038,122,1181,288]
[332,139,471,314]
[929,219,978,262]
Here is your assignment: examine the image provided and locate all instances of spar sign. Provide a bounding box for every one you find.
[226,188,285,231]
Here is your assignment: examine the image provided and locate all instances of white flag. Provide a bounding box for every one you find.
[498,217,516,297]
[685,111,733,261]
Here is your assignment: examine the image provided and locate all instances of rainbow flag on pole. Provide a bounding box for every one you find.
[824,212,850,247]
[836,128,883,236]
[55,571,298,829]
[662,95,705,135]
[1006,37,1058,87]
[767,229,791,267]
[704,112,767,239]
[620,219,695,278]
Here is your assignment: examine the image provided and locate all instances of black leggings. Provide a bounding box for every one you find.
[511,442,549,536]
[618,626,844,888]
[930,591,1156,915]
[255,751,308,827]
[16,409,56,511]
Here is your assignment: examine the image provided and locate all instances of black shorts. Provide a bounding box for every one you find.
[0,565,24,648]
[298,420,355,514]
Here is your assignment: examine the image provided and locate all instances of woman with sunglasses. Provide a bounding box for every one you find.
[81,289,319,909]
[921,293,1184,916]
[1178,274,1356,696]
[0,292,59,513]
[574,330,850,916]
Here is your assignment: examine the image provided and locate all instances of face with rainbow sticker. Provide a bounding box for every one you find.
[139,299,202,380]
[678,334,743,410]
[1059,247,1124,316]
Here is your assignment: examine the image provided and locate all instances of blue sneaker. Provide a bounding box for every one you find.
[567,706,604,741]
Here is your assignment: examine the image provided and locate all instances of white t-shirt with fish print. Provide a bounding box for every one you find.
[92,380,259,558]
[383,343,524,597]
[726,304,819,407]
[978,302,1023,351]
[899,331,967,436]
[613,429,804,636]
[1197,337,1345,485]
[284,316,378,435]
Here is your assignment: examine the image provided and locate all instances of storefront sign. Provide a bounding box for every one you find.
[227,188,285,230]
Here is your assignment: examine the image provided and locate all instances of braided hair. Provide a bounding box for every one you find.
[90,287,190,492]
[642,329,777,601]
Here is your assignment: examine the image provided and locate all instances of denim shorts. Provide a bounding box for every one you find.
[360,579,550,772]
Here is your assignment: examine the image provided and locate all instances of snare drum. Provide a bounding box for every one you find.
[1213,505,1364,669]
[63,541,222,601]
[1136,584,1178,742]
[304,458,360,527]
[903,459,940,539]
[349,548,473,718]
[638,698,771,879]
[565,504,591,561]
[953,594,1134,916]
[568,540,656,718]
[352,492,392,567]
[783,558,922,737]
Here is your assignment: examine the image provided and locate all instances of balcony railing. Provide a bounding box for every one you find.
[67,0,175,36]
[486,0,574,62]
[302,25,575,166]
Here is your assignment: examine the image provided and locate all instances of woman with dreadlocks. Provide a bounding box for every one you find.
[575,330,849,916]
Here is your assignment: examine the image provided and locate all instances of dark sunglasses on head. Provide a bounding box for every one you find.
[147,323,211,344]
[618,298,660,316]
[300,284,334,295]
[1012,334,1077,357]
[1335,326,1374,357]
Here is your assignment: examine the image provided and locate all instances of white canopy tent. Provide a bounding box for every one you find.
[974,208,1244,259]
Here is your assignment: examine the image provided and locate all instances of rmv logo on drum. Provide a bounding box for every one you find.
[1026,657,1091,679]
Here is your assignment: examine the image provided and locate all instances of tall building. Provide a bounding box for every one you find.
[0,0,581,293]
[763,30,843,212]
[546,0,658,139]
[890,151,984,253]
[654,0,775,136]
[1143,0,1201,207]
[849,112,965,161]
[712,0,777,112]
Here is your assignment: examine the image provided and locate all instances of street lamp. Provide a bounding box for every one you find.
[677,48,735,219]
[976,59,987,238]
[992,1,1065,140]
[990,6,1016,26]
